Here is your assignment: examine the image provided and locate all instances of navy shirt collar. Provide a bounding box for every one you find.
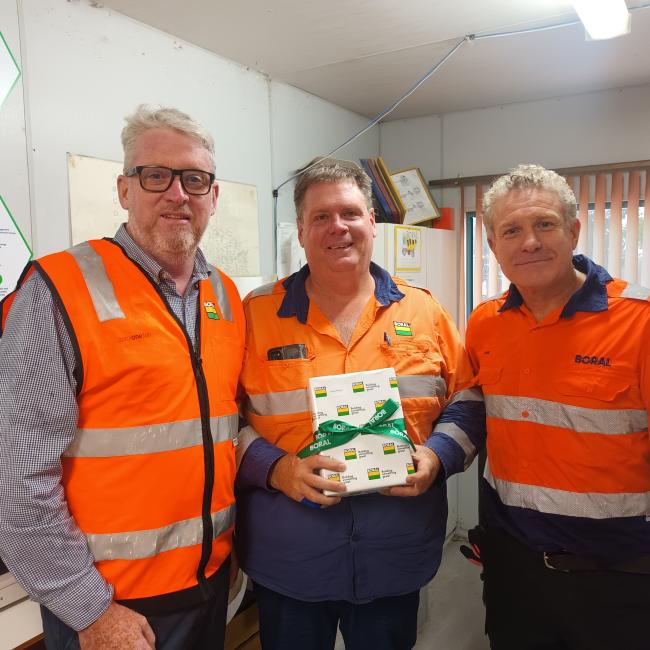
[499,254,611,317]
[278,262,405,324]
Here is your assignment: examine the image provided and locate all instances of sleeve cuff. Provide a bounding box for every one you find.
[237,437,286,490]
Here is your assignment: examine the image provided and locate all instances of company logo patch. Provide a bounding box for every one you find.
[337,405,350,417]
[394,321,412,336]
[406,462,415,475]
[575,355,611,367]
[203,301,220,320]
[389,376,398,388]
[344,448,357,460]
[314,386,328,398]
[367,467,381,480]
[382,442,396,455]
[352,381,365,393]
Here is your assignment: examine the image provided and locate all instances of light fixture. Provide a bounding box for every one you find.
[571,0,631,40]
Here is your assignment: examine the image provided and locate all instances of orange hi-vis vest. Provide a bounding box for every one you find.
[241,275,470,454]
[466,272,650,557]
[2,239,244,605]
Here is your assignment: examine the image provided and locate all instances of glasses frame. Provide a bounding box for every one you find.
[125,165,216,195]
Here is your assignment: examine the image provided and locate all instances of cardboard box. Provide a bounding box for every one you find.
[307,368,414,496]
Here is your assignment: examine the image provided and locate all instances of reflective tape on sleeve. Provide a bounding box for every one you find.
[65,414,238,457]
[433,421,477,469]
[397,375,447,399]
[449,387,484,405]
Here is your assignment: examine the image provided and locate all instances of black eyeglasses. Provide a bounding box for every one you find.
[125,166,215,195]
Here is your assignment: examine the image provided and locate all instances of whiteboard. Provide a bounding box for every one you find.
[67,153,260,276]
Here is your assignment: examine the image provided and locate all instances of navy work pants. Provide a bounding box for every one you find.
[254,582,419,650]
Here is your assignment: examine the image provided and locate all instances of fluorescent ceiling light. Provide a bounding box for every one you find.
[572,0,631,40]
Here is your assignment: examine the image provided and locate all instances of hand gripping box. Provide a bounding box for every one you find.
[307,368,415,496]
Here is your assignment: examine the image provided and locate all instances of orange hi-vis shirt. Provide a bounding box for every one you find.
[3,239,244,608]
[466,255,650,560]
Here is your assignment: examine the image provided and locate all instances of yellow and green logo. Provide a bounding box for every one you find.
[344,448,357,460]
[382,442,396,455]
[394,321,412,336]
[337,405,350,417]
[367,467,381,480]
[327,473,341,482]
[314,386,327,398]
[389,376,398,388]
[352,381,365,393]
[203,301,220,320]
[374,400,386,411]
[406,462,415,475]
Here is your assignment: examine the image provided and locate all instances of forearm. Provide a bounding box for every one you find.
[0,272,112,630]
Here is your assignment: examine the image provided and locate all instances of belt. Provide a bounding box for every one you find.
[543,552,650,575]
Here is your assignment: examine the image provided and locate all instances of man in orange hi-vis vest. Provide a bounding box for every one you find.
[466,164,650,650]
[235,158,486,650]
[0,106,244,649]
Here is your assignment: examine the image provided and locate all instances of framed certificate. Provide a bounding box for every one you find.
[390,168,440,225]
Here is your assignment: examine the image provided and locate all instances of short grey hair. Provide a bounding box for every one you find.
[294,157,373,220]
[121,104,215,172]
[482,163,577,233]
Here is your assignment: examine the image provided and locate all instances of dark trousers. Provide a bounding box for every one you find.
[41,578,229,650]
[481,527,650,650]
[253,582,419,650]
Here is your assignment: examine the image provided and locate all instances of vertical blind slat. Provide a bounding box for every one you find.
[577,175,590,254]
[473,184,484,308]
[643,170,650,287]
[608,172,623,278]
[625,171,640,284]
[593,174,606,265]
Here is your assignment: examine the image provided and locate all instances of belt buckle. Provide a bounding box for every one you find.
[543,552,568,572]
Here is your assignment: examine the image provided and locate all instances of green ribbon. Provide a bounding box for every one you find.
[298,398,415,459]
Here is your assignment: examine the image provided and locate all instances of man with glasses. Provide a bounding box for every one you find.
[0,105,244,649]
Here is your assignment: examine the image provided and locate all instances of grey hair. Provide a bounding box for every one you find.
[294,157,373,220]
[121,104,215,172]
[482,163,577,233]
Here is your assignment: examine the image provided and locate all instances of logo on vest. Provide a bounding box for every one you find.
[203,301,220,320]
[575,354,611,367]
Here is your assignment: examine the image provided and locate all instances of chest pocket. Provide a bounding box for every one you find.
[380,336,441,378]
[477,365,503,395]
[556,371,639,404]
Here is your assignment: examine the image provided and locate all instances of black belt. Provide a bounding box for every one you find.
[543,551,650,575]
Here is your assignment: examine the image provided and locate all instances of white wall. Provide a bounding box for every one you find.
[271,80,379,224]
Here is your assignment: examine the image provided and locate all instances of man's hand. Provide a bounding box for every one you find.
[78,602,155,650]
[383,445,441,497]
[269,453,347,507]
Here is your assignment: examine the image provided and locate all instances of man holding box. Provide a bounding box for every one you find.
[236,158,485,650]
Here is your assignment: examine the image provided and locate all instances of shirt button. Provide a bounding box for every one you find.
[521,410,529,418]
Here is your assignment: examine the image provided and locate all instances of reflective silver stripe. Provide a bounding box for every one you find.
[208,265,233,321]
[449,387,484,405]
[65,414,238,458]
[250,282,276,298]
[246,388,309,417]
[235,425,260,469]
[397,375,447,399]
[68,242,125,322]
[485,394,647,435]
[86,505,235,561]
[484,460,650,519]
[433,421,476,469]
[620,283,650,300]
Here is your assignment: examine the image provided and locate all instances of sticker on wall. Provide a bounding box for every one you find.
[0,196,31,300]
[0,31,20,110]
